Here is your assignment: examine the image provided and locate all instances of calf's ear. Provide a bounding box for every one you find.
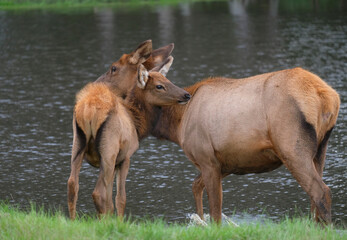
[129,40,153,65]
[143,43,174,70]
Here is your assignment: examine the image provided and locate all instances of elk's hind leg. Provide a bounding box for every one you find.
[67,119,86,220]
[272,116,331,224]
[281,154,331,224]
[92,152,118,216]
[92,121,119,216]
[310,128,334,223]
[115,157,130,219]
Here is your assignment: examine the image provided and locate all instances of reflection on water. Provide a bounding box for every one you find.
[0,0,346,226]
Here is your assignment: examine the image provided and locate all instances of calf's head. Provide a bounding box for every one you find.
[97,40,175,98]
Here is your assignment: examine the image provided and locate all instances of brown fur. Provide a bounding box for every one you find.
[94,40,153,100]
[68,40,180,220]
[285,68,339,142]
[97,41,175,99]
[142,43,174,70]
[74,83,119,139]
[67,56,190,220]
[152,67,340,224]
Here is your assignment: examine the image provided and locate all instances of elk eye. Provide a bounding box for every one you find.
[156,85,164,90]
[111,66,117,73]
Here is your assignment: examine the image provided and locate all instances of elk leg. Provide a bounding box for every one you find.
[278,150,331,224]
[92,148,118,216]
[67,151,84,220]
[105,167,117,214]
[115,157,130,219]
[311,154,327,222]
[192,173,205,219]
[201,167,222,223]
[67,120,86,220]
[310,128,333,223]
[268,103,332,224]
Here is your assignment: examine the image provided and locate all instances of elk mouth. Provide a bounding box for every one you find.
[177,99,190,105]
[178,93,191,104]
[178,100,189,105]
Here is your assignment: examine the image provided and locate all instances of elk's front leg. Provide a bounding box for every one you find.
[192,173,205,219]
[201,167,222,223]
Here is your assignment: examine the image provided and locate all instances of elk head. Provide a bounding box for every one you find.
[96,40,175,99]
[137,56,191,106]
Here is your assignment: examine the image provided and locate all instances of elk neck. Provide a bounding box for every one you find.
[151,103,187,145]
[125,86,162,140]
[151,77,226,145]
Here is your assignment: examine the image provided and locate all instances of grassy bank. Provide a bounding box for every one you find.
[0,0,214,9]
[0,203,346,240]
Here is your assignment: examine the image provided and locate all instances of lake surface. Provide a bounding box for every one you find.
[0,0,346,226]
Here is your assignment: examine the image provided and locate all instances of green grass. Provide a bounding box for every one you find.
[0,0,219,10]
[0,203,346,240]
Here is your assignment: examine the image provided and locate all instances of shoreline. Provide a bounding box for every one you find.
[1,203,346,240]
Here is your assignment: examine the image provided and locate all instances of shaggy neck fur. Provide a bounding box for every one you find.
[125,86,162,140]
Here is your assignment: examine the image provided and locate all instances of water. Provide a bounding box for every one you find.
[0,1,346,226]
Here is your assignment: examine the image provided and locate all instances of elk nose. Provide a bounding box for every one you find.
[184,93,191,101]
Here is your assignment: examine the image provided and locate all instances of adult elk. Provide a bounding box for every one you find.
[151,67,340,224]
[67,55,191,220]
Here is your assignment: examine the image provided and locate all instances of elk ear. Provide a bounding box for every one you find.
[129,40,153,65]
[137,64,149,89]
[143,43,174,70]
[151,56,174,77]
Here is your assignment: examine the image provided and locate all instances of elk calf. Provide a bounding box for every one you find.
[67,57,190,220]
